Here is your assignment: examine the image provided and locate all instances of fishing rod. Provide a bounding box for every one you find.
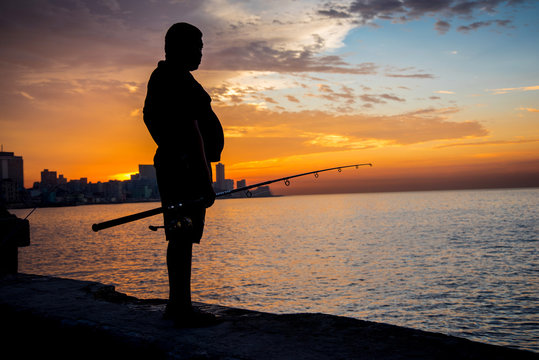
[91,163,372,232]
[215,163,372,197]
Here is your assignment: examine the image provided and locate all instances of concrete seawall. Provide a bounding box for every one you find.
[1,273,536,359]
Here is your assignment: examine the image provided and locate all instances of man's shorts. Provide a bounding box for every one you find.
[154,158,207,243]
[162,205,205,243]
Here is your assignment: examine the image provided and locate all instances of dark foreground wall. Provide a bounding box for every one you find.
[0,274,537,360]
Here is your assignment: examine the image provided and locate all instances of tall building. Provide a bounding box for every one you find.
[215,163,225,189]
[127,164,159,200]
[40,169,57,188]
[213,163,238,192]
[0,151,24,203]
[0,151,24,189]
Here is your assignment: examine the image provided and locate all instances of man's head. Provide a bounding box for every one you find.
[165,22,203,70]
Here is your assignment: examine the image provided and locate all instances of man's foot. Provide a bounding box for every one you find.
[164,304,222,328]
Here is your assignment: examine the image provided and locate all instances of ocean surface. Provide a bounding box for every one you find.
[11,188,538,352]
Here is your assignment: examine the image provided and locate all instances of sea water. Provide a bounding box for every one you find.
[11,188,538,352]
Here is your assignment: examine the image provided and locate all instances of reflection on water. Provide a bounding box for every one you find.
[13,189,538,352]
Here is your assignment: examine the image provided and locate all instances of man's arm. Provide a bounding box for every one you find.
[189,118,215,207]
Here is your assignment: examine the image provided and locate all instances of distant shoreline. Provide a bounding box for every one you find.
[6,186,537,210]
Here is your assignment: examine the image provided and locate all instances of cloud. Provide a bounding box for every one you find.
[214,103,488,150]
[1,77,144,128]
[306,84,357,104]
[349,0,525,19]
[211,103,489,169]
[359,93,406,105]
[286,95,300,103]
[385,73,435,79]
[457,19,513,33]
[0,0,161,74]
[318,0,528,33]
[435,20,451,34]
[317,9,352,19]
[436,139,539,148]
[18,91,35,100]
[359,94,384,104]
[124,83,139,93]
[264,96,278,104]
[384,66,435,79]
[518,107,539,113]
[206,42,378,74]
[488,85,539,94]
[435,90,455,94]
[306,134,353,147]
[0,0,370,90]
[380,94,405,102]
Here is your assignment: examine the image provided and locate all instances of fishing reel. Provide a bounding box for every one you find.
[149,216,193,231]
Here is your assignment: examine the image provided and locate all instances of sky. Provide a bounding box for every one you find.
[1,0,538,194]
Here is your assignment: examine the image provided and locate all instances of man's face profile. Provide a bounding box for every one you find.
[185,38,203,71]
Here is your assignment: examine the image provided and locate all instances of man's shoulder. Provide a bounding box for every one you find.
[149,61,194,88]
[149,61,169,81]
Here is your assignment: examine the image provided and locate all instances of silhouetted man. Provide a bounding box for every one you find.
[143,22,224,326]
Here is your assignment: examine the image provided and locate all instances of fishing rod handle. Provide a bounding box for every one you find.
[91,198,203,232]
[92,207,164,232]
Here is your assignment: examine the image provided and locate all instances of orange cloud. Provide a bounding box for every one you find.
[211,103,491,183]
[519,107,539,113]
[18,91,35,100]
[436,139,539,149]
[488,85,539,95]
[215,103,487,148]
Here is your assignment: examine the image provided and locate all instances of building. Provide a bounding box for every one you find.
[1,179,19,203]
[251,185,272,197]
[139,164,157,181]
[0,151,24,190]
[57,174,67,185]
[223,179,234,191]
[237,179,246,189]
[103,180,125,202]
[66,177,88,193]
[213,162,236,192]
[124,165,159,201]
[0,151,24,203]
[40,169,57,189]
[215,163,225,190]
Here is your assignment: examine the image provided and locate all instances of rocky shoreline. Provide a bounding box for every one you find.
[0,273,536,359]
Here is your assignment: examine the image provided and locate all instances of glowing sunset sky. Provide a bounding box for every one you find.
[1,0,538,194]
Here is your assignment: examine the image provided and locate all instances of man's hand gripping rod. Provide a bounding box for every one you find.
[91,163,372,232]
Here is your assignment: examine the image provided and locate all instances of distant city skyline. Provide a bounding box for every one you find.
[1,147,536,207]
[33,162,245,191]
[0,157,260,206]
[3,147,538,201]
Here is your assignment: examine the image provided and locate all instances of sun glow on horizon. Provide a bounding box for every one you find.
[109,172,138,181]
